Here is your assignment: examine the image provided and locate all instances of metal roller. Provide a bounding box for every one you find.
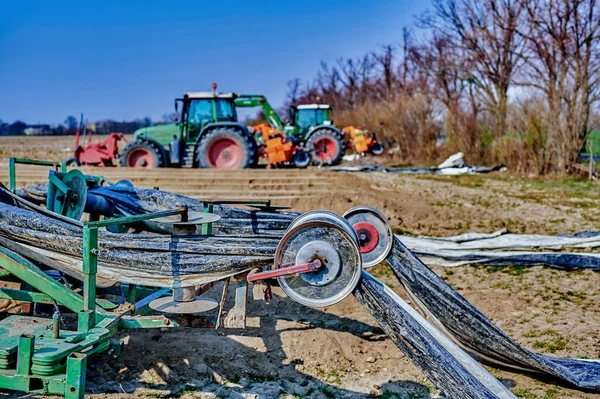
[343,206,393,268]
[46,169,90,220]
[273,211,362,307]
[149,287,218,314]
[287,210,360,244]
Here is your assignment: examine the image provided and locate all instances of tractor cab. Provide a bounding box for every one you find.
[177,92,238,144]
[287,104,333,138]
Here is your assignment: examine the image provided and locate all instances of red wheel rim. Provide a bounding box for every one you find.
[127,148,155,168]
[353,222,379,253]
[208,138,243,169]
[314,137,337,160]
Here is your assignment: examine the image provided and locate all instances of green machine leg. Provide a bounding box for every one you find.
[65,353,87,399]
[16,334,34,376]
[82,226,98,327]
[8,158,16,193]
[202,202,214,235]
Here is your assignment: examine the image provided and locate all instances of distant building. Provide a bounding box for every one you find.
[24,124,52,136]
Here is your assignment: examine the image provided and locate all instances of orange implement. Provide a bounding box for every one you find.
[343,126,374,154]
[254,124,295,164]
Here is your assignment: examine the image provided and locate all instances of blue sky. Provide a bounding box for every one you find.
[0,1,429,125]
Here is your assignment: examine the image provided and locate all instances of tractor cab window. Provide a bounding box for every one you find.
[296,110,317,129]
[316,109,329,124]
[296,109,330,129]
[188,99,213,126]
[215,99,236,122]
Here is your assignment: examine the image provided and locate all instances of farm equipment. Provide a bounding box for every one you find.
[0,157,381,397]
[2,158,600,398]
[235,97,346,166]
[66,117,125,167]
[343,126,384,155]
[251,124,310,168]
[120,90,258,169]
[119,88,346,169]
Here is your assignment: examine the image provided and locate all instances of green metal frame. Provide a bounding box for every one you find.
[8,158,66,194]
[0,172,220,397]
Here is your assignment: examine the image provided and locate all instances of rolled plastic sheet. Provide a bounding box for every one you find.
[19,183,298,236]
[327,164,505,174]
[386,236,600,390]
[399,231,600,270]
[355,272,515,398]
[0,201,279,287]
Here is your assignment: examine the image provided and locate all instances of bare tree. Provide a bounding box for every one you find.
[424,0,526,138]
[286,78,302,104]
[520,0,600,172]
[373,45,397,100]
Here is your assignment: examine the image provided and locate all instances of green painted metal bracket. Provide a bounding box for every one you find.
[8,157,66,194]
[0,249,89,315]
[119,316,182,329]
[85,206,188,228]
[0,288,54,305]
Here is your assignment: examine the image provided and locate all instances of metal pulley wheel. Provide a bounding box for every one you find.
[149,286,218,314]
[46,169,88,220]
[274,211,362,307]
[343,206,393,268]
[287,210,360,243]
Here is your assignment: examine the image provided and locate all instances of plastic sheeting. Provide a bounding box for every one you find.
[356,272,516,398]
[327,164,505,174]
[19,183,297,236]
[6,182,600,393]
[399,230,600,270]
[0,200,279,288]
[386,236,600,390]
[330,153,505,175]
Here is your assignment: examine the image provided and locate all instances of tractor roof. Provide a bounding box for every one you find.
[184,92,237,99]
[296,104,331,110]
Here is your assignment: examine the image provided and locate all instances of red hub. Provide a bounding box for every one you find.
[208,138,243,169]
[127,148,155,168]
[314,137,337,161]
[353,222,379,253]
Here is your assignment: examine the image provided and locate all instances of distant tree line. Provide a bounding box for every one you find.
[0,115,167,136]
[287,0,600,175]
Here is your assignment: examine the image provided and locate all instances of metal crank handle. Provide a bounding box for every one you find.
[247,259,322,283]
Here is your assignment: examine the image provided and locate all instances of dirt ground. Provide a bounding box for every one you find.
[0,136,599,399]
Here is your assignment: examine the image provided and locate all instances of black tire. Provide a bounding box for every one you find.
[119,140,165,168]
[292,149,310,168]
[196,128,257,169]
[371,142,384,155]
[65,157,81,167]
[306,129,345,166]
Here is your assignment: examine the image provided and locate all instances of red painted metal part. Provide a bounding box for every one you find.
[314,137,337,160]
[353,221,379,253]
[75,132,126,166]
[208,138,243,169]
[247,259,322,282]
[126,147,155,168]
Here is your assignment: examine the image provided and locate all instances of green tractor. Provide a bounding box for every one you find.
[235,97,346,166]
[120,91,258,169]
[120,91,346,169]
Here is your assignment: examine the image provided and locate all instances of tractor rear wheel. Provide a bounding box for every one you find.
[197,128,257,169]
[307,129,345,166]
[119,140,165,168]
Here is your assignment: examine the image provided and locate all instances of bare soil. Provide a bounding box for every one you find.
[0,135,598,399]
